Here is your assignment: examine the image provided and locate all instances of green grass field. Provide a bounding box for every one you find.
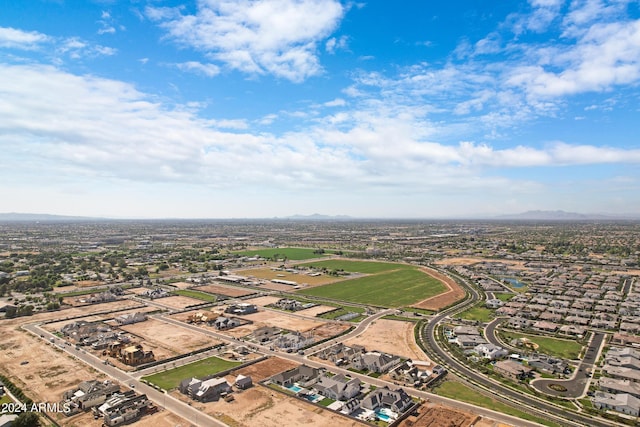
[236,247,329,260]
[299,259,412,274]
[494,293,514,302]
[141,356,241,390]
[499,331,583,359]
[173,289,217,302]
[457,306,494,322]
[434,381,562,427]
[298,266,446,307]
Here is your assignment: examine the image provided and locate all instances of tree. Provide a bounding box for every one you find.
[12,412,40,427]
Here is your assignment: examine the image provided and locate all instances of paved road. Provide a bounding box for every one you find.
[420,270,618,427]
[22,323,227,427]
[530,332,605,398]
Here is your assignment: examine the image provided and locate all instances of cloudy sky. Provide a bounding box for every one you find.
[1,0,639,219]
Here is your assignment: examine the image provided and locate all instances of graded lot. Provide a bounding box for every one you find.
[197,283,256,298]
[149,295,203,310]
[344,318,430,361]
[119,317,216,355]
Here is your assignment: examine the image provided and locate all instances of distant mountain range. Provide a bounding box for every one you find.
[495,210,637,220]
[1,210,638,222]
[0,212,98,221]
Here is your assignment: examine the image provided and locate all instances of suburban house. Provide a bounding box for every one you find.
[62,380,121,414]
[225,303,258,315]
[352,351,401,373]
[314,374,361,400]
[213,316,241,330]
[594,391,640,417]
[485,298,504,309]
[273,331,314,351]
[494,360,534,381]
[454,335,488,349]
[271,365,321,388]
[527,356,569,375]
[235,375,252,390]
[114,312,147,326]
[179,377,232,402]
[360,386,413,413]
[599,378,640,399]
[473,343,508,360]
[603,365,640,383]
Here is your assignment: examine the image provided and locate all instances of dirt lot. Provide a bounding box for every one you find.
[344,319,430,361]
[197,284,256,298]
[239,310,327,333]
[244,295,283,306]
[60,408,187,427]
[411,267,465,311]
[174,385,362,427]
[297,304,339,317]
[119,318,215,356]
[232,357,299,382]
[309,322,351,340]
[0,318,111,424]
[398,403,480,427]
[151,295,203,310]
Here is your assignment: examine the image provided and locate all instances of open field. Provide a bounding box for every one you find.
[236,247,331,260]
[197,284,256,298]
[296,304,337,317]
[142,356,242,390]
[61,407,188,427]
[174,384,361,427]
[456,306,494,323]
[299,259,412,273]
[238,267,337,286]
[119,318,215,355]
[298,268,447,307]
[240,310,327,333]
[243,295,283,306]
[499,331,583,360]
[0,318,110,424]
[398,403,481,427]
[150,295,203,310]
[173,289,217,302]
[232,357,298,381]
[344,318,430,361]
[410,267,466,311]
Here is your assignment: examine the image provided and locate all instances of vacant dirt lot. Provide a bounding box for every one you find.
[242,310,326,332]
[174,385,361,427]
[398,403,480,427]
[233,357,299,382]
[60,408,187,427]
[296,304,336,317]
[244,295,282,306]
[309,322,351,340]
[344,318,430,361]
[151,295,203,310]
[198,284,256,298]
[411,267,465,311]
[119,317,215,356]
[0,319,109,424]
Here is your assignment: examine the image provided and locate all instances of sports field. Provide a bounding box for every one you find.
[236,247,329,260]
[297,261,447,307]
[141,356,241,390]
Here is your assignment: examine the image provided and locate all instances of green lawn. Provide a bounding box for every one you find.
[0,394,13,407]
[434,381,562,427]
[173,289,217,302]
[499,331,583,359]
[298,268,446,307]
[456,306,494,322]
[494,293,514,302]
[236,247,330,260]
[299,259,412,274]
[141,356,241,390]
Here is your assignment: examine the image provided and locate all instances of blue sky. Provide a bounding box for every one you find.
[1,0,639,219]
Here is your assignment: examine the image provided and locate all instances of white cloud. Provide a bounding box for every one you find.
[147,0,344,82]
[325,35,348,53]
[323,98,346,107]
[0,27,49,49]
[176,61,221,77]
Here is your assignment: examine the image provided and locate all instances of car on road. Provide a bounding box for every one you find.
[129,383,135,388]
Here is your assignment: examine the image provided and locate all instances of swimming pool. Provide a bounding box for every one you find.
[286,384,302,393]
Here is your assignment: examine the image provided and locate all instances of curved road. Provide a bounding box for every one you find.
[420,270,618,427]
[485,318,605,398]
